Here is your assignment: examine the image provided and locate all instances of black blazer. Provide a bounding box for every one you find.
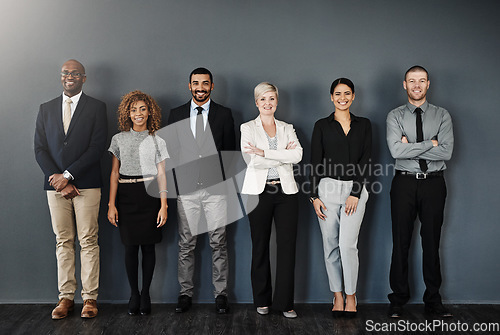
[166,101,235,195]
[34,93,108,190]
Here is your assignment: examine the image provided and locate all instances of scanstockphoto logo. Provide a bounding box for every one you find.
[139,119,397,236]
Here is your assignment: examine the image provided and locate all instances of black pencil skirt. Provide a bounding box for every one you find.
[116,175,162,246]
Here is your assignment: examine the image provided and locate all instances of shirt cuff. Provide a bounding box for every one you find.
[63,170,74,180]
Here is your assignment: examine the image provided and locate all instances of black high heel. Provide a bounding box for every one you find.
[140,293,151,315]
[344,296,357,318]
[332,296,344,318]
[128,294,140,315]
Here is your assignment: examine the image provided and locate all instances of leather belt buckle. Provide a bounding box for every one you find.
[266,180,280,185]
[416,172,427,180]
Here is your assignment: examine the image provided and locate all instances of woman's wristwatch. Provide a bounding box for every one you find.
[309,197,318,204]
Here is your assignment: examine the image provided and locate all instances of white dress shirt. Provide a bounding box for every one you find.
[190,99,210,137]
[61,90,82,119]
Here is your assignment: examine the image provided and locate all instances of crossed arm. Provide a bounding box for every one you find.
[240,123,303,169]
[386,110,453,161]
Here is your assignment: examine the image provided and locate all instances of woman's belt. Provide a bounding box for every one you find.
[118,176,155,183]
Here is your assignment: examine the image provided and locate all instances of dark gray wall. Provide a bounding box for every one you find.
[1,0,499,304]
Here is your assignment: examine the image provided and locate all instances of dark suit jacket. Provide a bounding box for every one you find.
[166,101,235,195]
[34,93,108,190]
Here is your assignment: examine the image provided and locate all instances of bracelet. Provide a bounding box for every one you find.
[159,190,168,194]
[309,197,318,204]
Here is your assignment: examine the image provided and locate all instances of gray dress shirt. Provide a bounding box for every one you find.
[386,101,454,173]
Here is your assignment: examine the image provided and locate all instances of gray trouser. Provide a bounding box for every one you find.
[317,178,368,295]
[177,189,228,298]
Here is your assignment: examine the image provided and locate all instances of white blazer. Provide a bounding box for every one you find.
[240,116,303,195]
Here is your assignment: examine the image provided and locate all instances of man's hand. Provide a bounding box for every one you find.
[403,136,438,147]
[49,173,69,192]
[60,184,80,200]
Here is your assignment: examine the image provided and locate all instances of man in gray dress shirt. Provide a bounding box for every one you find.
[386,66,454,318]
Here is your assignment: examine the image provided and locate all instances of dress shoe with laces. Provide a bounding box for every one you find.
[175,295,192,313]
[387,304,403,318]
[425,303,453,318]
[215,295,229,314]
[81,299,98,318]
[51,298,74,320]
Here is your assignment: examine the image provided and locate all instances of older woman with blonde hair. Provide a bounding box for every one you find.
[241,82,303,318]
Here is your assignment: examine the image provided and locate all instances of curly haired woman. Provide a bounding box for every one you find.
[107,90,169,315]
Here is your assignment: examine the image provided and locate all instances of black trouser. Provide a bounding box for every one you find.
[388,174,447,306]
[248,184,298,311]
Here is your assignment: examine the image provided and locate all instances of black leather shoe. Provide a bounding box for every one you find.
[176,295,192,313]
[128,294,140,315]
[388,304,403,318]
[331,310,344,318]
[215,295,229,314]
[425,303,453,318]
[140,293,151,315]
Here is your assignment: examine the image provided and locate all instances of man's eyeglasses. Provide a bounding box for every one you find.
[61,71,85,78]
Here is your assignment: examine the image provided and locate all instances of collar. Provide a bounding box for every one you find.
[255,115,277,127]
[327,112,360,123]
[407,101,429,114]
[62,91,83,105]
[190,99,211,113]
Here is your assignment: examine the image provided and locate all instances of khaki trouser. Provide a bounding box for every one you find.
[47,188,101,300]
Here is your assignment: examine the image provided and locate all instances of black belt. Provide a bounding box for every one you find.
[396,170,443,180]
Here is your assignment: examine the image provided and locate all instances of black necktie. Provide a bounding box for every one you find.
[415,107,428,172]
[195,106,204,146]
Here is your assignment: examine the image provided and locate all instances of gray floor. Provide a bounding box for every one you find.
[1,303,499,334]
